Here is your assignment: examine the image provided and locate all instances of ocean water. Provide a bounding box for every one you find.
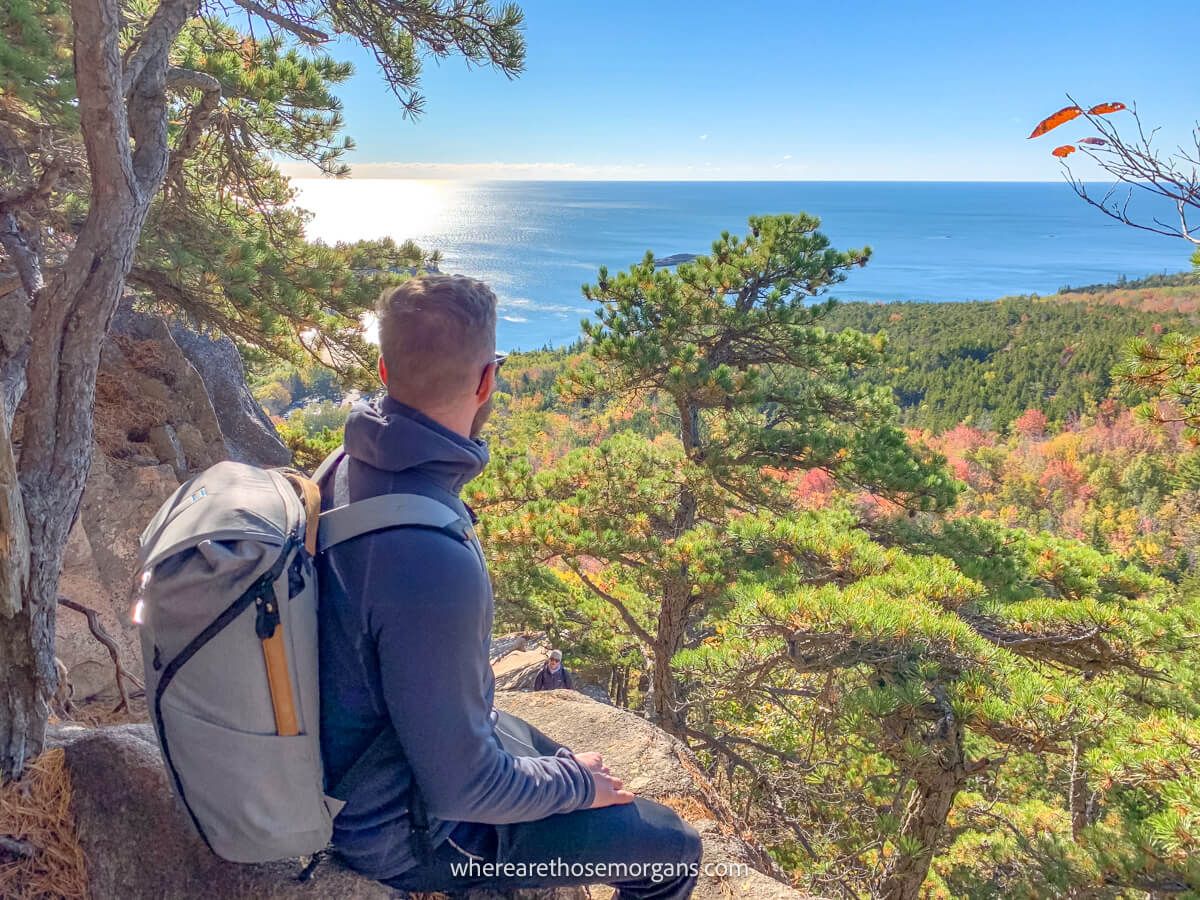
[293,179,1193,351]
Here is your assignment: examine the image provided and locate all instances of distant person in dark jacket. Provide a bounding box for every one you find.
[318,275,701,899]
[533,649,574,691]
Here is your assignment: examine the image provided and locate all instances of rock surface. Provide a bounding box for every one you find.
[493,647,550,690]
[495,692,801,900]
[56,452,180,702]
[50,694,807,900]
[168,322,291,468]
[95,306,229,467]
[54,305,289,703]
[49,724,395,899]
[489,632,544,662]
[491,635,611,704]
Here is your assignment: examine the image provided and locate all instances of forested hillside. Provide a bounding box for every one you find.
[267,280,1200,592]
[825,294,1198,432]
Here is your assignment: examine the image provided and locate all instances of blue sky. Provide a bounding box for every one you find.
[282,0,1200,180]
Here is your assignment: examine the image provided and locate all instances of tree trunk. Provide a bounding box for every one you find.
[0,407,28,616]
[647,583,690,736]
[644,429,701,737]
[877,773,964,900]
[0,0,191,780]
[876,690,969,900]
[0,406,37,776]
[0,272,31,423]
[1068,738,1095,841]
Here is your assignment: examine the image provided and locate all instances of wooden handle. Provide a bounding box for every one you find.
[261,619,299,737]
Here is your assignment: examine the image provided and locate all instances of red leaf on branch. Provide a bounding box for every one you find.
[1088,102,1127,115]
[1078,137,1107,146]
[1051,145,1076,158]
[1029,106,1083,139]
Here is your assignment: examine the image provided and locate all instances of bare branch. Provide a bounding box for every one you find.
[163,69,222,195]
[0,212,44,300]
[1060,102,1200,246]
[973,718,1070,757]
[122,0,202,99]
[784,628,915,674]
[228,0,329,43]
[0,155,62,214]
[569,564,656,647]
[57,596,142,712]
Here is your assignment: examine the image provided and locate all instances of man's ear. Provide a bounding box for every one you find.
[378,355,388,386]
[476,359,497,403]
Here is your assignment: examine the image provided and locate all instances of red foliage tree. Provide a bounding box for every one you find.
[1014,408,1049,439]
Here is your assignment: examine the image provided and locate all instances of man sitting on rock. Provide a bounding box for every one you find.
[318,275,702,898]
[534,649,574,692]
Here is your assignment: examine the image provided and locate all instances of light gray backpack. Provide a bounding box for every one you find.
[135,450,478,863]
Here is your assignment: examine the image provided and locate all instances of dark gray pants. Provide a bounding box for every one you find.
[384,711,702,900]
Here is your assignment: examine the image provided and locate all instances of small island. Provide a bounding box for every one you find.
[652,253,698,267]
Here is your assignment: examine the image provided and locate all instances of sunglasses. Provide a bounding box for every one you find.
[478,352,506,392]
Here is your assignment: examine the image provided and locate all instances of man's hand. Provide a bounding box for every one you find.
[571,750,633,807]
[573,751,610,775]
[588,772,635,809]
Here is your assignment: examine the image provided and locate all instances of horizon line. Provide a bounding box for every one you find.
[287,174,1091,185]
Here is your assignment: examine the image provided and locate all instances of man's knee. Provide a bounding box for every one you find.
[655,813,702,900]
[631,798,702,864]
[674,817,702,866]
[683,820,702,864]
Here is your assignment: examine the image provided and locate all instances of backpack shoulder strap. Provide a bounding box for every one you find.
[311,445,346,490]
[317,492,480,560]
[313,447,486,567]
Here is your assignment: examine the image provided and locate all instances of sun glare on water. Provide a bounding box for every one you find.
[292,178,459,244]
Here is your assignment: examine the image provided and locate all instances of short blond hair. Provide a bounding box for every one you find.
[376,275,497,407]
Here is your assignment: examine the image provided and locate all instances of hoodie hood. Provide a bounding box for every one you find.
[343,396,489,495]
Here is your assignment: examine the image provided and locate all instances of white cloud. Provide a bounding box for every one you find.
[284,160,668,180]
[782,154,793,160]
[699,134,709,141]
[283,159,790,181]
[349,160,584,179]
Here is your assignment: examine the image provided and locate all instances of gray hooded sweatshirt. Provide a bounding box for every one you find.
[318,397,594,880]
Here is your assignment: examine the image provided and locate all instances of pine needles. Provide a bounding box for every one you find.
[0,748,88,900]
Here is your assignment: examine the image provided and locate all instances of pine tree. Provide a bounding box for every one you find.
[483,214,957,735]
[673,512,1199,897]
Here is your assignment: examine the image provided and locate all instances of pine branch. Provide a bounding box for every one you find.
[968,614,1164,680]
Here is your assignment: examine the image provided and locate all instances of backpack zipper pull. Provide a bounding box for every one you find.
[255,586,280,640]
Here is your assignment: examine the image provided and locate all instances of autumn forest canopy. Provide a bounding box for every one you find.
[3,1,1200,898]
